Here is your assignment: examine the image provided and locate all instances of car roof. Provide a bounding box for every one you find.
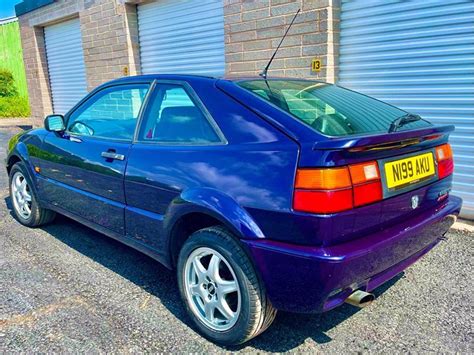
[103,74,323,86]
[104,74,217,85]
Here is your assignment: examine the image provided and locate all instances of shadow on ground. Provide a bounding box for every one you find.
[5,197,402,352]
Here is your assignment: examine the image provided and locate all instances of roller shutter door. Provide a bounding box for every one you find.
[339,0,474,218]
[137,0,225,76]
[44,18,88,115]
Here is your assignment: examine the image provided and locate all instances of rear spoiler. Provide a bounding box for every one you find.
[313,125,455,151]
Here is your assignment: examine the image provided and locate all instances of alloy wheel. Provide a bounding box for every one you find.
[184,247,241,332]
[11,172,32,220]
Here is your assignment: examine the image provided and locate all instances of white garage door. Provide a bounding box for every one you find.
[44,18,88,115]
[138,0,225,76]
[339,0,474,218]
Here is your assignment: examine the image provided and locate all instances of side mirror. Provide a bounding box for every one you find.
[44,114,65,132]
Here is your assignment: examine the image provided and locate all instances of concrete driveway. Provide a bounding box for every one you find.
[0,126,472,353]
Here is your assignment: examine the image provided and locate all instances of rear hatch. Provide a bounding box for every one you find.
[218,79,455,245]
[295,126,455,245]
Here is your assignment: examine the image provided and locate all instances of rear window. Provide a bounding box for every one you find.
[237,80,431,137]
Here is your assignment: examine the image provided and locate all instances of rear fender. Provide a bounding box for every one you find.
[164,187,265,241]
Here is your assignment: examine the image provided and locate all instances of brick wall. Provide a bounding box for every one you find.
[81,0,141,90]
[224,0,340,82]
[18,23,53,120]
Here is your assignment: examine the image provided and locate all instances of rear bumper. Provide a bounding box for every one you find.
[243,195,462,313]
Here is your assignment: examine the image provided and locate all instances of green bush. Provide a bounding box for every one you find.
[0,96,30,117]
[0,69,18,97]
[0,69,30,117]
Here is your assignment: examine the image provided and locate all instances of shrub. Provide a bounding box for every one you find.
[0,96,30,117]
[0,69,18,97]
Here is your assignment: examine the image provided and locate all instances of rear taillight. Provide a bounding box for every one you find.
[435,143,454,179]
[294,167,352,213]
[293,161,383,214]
[293,190,353,214]
[349,161,383,207]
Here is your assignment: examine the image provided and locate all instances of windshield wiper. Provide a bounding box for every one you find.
[388,113,421,133]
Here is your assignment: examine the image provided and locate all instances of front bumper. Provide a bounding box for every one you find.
[243,195,462,313]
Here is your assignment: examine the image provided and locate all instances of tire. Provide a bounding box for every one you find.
[177,226,277,345]
[9,162,56,227]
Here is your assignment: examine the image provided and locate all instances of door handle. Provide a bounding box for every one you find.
[101,151,125,161]
[69,136,82,143]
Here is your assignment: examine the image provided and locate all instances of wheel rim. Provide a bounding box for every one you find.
[11,172,32,220]
[184,247,241,332]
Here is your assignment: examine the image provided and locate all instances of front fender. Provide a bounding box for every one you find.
[7,142,39,194]
[7,130,48,198]
[164,187,265,241]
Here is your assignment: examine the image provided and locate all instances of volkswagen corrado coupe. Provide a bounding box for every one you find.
[6,75,462,345]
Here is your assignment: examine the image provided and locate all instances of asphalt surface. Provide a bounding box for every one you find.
[0,126,473,353]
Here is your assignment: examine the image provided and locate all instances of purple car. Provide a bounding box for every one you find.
[6,75,462,345]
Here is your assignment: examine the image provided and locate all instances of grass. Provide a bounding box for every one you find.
[0,96,30,117]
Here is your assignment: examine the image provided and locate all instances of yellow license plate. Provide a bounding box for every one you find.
[384,152,435,189]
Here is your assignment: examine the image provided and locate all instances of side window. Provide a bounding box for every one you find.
[67,84,149,140]
[139,84,221,144]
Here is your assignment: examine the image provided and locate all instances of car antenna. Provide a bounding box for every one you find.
[259,8,300,80]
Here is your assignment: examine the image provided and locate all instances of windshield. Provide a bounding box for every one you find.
[237,80,431,137]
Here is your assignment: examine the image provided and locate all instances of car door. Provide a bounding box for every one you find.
[39,82,151,234]
[124,81,225,256]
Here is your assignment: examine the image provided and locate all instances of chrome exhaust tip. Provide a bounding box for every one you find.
[345,290,375,308]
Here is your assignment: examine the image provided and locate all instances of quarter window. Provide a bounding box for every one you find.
[139,84,221,144]
[67,84,149,140]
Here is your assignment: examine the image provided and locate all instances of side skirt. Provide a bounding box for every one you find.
[44,202,173,270]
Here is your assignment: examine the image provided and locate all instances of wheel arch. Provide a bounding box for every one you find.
[6,154,22,175]
[164,188,265,267]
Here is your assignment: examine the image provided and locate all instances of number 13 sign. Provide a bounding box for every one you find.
[311,58,322,72]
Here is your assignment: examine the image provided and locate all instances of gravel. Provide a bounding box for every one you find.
[0,127,473,353]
